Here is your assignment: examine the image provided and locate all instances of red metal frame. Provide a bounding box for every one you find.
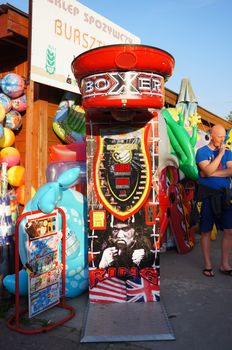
[7,208,76,334]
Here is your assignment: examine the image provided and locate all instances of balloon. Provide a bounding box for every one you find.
[49,142,86,162]
[46,161,86,184]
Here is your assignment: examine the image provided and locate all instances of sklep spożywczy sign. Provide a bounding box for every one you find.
[30,0,140,93]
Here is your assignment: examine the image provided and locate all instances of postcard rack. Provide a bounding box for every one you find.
[7,208,75,334]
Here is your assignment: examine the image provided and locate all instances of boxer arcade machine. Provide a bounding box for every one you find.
[72,44,175,342]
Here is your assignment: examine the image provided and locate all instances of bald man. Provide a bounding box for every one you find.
[196,124,232,277]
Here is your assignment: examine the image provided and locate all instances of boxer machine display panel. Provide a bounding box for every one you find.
[87,112,160,303]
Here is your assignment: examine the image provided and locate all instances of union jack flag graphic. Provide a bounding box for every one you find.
[126,277,160,302]
[89,277,127,303]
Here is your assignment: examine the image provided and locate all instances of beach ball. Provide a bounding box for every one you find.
[11,94,27,112]
[0,147,20,167]
[1,73,25,99]
[0,127,15,147]
[5,110,22,130]
[0,93,12,113]
[7,165,25,187]
[16,184,36,205]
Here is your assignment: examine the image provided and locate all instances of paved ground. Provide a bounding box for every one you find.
[0,233,232,350]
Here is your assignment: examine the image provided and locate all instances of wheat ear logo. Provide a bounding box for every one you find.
[46,45,56,75]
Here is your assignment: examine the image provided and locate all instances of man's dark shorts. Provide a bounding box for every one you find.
[200,198,232,232]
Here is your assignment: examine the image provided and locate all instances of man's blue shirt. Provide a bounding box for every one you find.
[195,145,232,189]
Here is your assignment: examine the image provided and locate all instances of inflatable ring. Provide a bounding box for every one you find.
[53,92,86,144]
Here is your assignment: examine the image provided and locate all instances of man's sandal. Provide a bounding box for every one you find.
[202,268,214,277]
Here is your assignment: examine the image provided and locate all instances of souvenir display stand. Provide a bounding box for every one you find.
[72,44,175,342]
[7,208,75,334]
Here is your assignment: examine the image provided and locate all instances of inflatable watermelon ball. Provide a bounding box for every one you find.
[0,92,12,113]
[5,110,22,130]
[1,73,25,99]
[0,147,20,168]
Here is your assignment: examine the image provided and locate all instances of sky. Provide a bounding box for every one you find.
[2,0,232,119]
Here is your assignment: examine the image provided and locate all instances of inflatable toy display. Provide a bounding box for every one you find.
[49,143,86,162]
[158,111,179,173]
[162,108,198,180]
[195,129,210,150]
[53,92,86,144]
[1,73,25,99]
[159,166,195,253]
[3,167,88,298]
[46,160,86,184]
[0,146,20,167]
[0,127,15,148]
